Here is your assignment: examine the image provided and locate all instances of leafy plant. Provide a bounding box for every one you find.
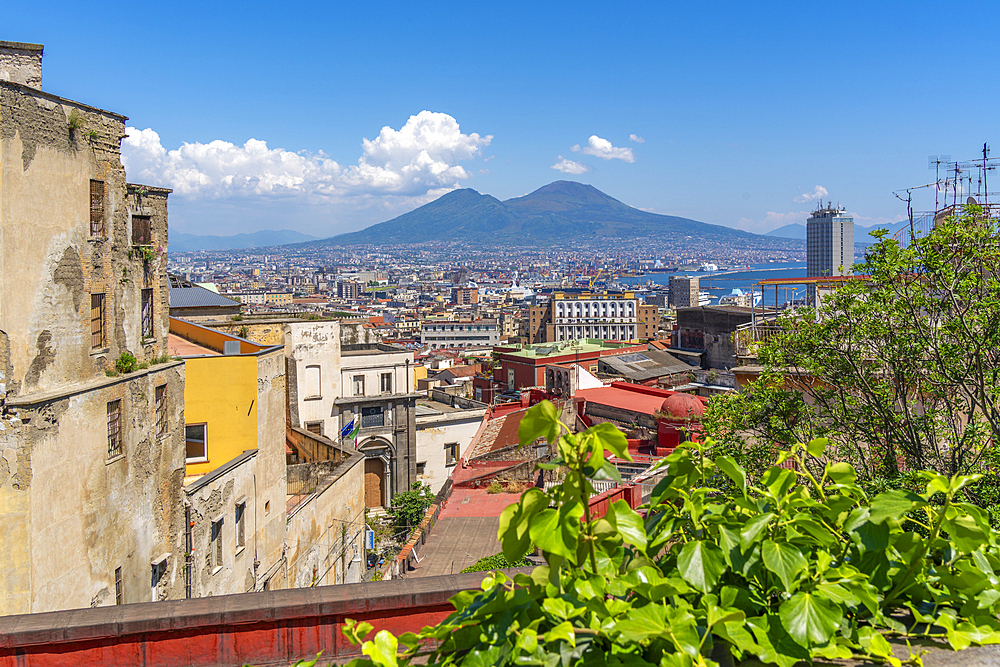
[238,325,250,339]
[749,205,1000,482]
[388,482,433,530]
[342,400,1000,666]
[486,479,504,494]
[67,109,85,132]
[84,129,99,140]
[114,352,137,375]
[459,552,531,573]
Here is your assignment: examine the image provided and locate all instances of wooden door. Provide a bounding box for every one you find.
[364,458,385,507]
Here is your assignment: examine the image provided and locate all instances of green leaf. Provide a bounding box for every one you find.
[529,503,583,561]
[614,604,668,642]
[518,400,560,447]
[606,499,648,552]
[761,540,807,591]
[944,514,988,553]
[544,621,576,646]
[868,489,926,524]
[677,540,727,593]
[805,437,828,458]
[498,487,548,562]
[716,455,746,496]
[740,513,775,551]
[361,630,399,667]
[761,467,795,500]
[779,591,842,647]
[826,462,856,486]
[589,421,631,461]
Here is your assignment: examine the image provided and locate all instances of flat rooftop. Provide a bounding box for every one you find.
[499,339,636,359]
[167,333,219,357]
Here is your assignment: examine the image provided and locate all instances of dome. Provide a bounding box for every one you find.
[659,393,706,420]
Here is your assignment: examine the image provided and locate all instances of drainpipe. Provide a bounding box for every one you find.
[184,502,193,599]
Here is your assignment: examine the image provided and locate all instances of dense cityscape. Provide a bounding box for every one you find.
[3,10,1000,666]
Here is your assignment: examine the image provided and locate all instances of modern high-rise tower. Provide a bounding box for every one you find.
[806,203,854,277]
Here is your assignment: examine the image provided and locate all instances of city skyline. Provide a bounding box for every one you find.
[7,0,1000,238]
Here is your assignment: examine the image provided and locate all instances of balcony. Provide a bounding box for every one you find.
[734,322,783,359]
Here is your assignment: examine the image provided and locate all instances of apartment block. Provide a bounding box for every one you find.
[528,292,657,343]
[420,319,499,349]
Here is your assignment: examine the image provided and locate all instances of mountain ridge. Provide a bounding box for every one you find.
[313,181,774,247]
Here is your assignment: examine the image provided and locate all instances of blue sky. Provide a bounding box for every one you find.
[8,0,1000,238]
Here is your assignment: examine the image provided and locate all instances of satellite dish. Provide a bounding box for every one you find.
[967,196,978,205]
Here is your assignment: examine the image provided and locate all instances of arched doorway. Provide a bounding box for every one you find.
[364,458,385,508]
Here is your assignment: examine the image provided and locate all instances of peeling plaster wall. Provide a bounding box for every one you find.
[0,363,186,614]
[283,322,342,435]
[285,454,365,587]
[0,80,182,614]
[1,83,169,395]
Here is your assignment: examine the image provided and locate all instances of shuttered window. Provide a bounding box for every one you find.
[91,293,106,349]
[90,180,105,236]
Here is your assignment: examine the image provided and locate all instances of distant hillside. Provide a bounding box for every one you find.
[313,181,774,246]
[171,229,317,252]
[766,220,910,245]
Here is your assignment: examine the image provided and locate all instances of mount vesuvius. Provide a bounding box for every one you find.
[310,181,781,247]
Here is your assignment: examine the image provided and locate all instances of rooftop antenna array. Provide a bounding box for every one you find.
[894,146,998,242]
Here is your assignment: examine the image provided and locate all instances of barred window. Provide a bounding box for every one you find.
[91,293,106,349]
[155,385,167,439]
[132,215,151,246]
[141,288,154,339]
[107,399,122,459]
[114,566,123,605]
[90,180,105,236]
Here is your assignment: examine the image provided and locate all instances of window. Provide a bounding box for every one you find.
[305,421,323,436]
[91,293,106,349]
[114,566,123,605]
[209,519,223,570]
[361,406,384,428]
[380,372,392,394]
[416,461,426,476]
[445,442,459,466]
[107,399,122,459]
[141,288,154,339]
[155,385,167,439]
[131,215,151,245]
[90,180,105,236]
[185,424,207,462]
[352,375,365,396]
[304,365,322,399]
[235,502,246,550]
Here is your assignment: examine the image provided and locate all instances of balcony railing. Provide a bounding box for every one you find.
[734,324,783,358]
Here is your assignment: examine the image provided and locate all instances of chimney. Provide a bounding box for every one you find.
[0,41,44,89]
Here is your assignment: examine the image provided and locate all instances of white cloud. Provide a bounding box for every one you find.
[551,157,591,175]
[122,111,492,202]
[629,134,645,143]
[570,135,635,163]
[794,185,828,203]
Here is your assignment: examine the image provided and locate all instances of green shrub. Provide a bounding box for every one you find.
[388,482,433,530]
[459,552,530,573]
[485,479,503,494]
[114,352,137,374]
[342,400,1000,666]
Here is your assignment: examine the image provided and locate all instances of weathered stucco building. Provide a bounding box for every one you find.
[0,41,186,613]
[284,321,419,508]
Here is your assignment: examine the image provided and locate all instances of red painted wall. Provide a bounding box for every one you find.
[0,572,529,667]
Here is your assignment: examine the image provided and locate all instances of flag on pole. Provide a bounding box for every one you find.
[349,419,361,449]
[339,417,356,440]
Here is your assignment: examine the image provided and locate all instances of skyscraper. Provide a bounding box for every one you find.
[806,203,854,277]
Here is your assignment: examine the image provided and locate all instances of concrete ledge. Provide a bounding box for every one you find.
[0,570,507,650]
